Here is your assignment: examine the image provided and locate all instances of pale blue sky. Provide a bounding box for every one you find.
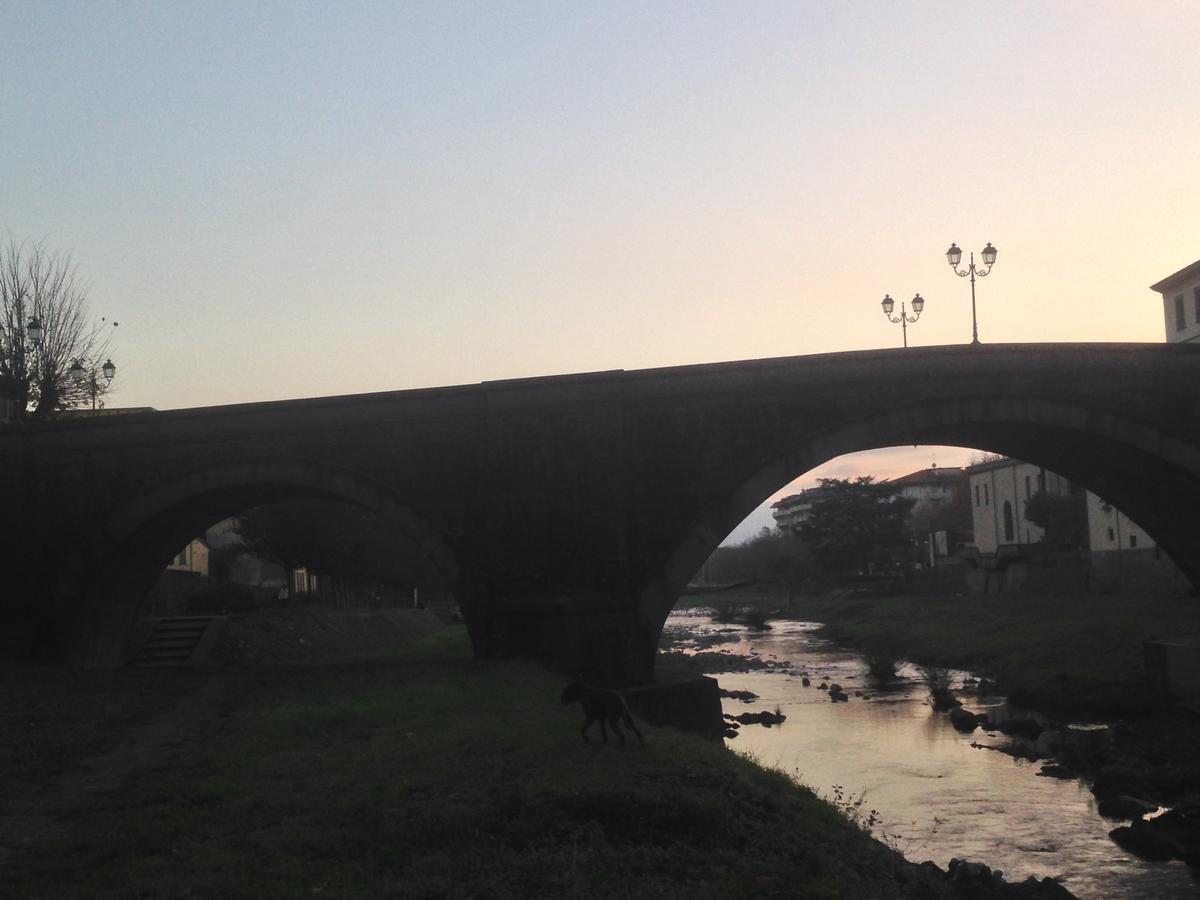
[4,1,1198,539]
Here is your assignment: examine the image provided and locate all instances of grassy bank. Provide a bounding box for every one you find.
[679,586,1200,719]
[1,628,952,899]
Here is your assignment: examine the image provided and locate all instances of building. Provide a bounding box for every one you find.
[1086,493,1154,554]
[891,464,964,507]
[1151,257,1200,344]
[165,537,209,576]
[893,465,970,566]
[770,485,835,534]
[966,457,1074,554]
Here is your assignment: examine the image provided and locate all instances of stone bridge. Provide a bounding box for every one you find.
[3,343,1198,682]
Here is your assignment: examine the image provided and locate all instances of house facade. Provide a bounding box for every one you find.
[966,457,1073,554]
[890,464,964,506]
[770,485,835,534]
[165,538,210,576]
[893,465,970,566]
[1151,257,1200,344]
[1085,492,1154,554]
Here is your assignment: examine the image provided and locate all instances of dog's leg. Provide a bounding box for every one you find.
[611,716,626,746]
[624,712,645,746]
[581,714,593,743]
[598,717,609,744]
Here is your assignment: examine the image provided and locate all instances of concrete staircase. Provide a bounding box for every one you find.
[132,616,223,668]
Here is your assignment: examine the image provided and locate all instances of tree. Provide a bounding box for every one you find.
[702,527,808,585]
[0,237,116,419]
[1024,489,1088,550]
[234,499,443,604]
[798,477,917,574]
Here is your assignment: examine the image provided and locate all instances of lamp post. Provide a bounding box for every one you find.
[68,357,116,415]
[945,242,997,345]
[0,311,46,420]
[880,293,925,348]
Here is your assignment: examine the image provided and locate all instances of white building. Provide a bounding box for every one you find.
[891,465,964,506]
[1150,258,1200,344]
[1086,492,1154,554]
[166,538,209,576]
[966,457,1074,554]
[770,485,834,534]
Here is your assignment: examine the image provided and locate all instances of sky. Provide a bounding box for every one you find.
[3,1,1198,542]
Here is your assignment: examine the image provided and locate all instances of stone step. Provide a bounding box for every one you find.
[132,616,217,668]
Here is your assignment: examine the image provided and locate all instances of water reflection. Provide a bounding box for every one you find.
[667,612,1198,900]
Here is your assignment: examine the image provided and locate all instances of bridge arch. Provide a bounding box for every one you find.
[69,457,469,667]
[639,394,1200,644]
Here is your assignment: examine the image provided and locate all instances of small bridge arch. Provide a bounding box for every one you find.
[70,457,466,667]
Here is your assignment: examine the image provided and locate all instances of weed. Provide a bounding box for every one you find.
[919,665,954,692]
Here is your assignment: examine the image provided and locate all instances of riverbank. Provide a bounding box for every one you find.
[0,627,1070,898]
[678,587,1200,719]
[677,587,1200,863]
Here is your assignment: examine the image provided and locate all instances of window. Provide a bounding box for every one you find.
[1024,475,1031,499]
[1130,534,1138,548]
[1194,286,1200,323]
[1176,294,1186,331]
[984,483,989,506]
[1107,527,1115,541]
[1002,501,1014,542]
[974,484,980,507]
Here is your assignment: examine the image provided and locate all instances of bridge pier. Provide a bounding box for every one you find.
[477,589,660,686]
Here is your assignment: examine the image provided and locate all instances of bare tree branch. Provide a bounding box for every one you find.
[0,235,117,419]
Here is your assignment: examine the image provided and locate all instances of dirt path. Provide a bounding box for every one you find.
[0,673,233,868]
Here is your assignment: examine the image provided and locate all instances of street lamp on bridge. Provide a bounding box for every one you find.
[68,356,116,415]
[880,293,925,348]
[945,241,997,345]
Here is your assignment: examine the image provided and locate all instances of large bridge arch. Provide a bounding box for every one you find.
[638,395,1200,644]
[69,458,469,667]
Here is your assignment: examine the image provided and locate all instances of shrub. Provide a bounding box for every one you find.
[863,636,904,684]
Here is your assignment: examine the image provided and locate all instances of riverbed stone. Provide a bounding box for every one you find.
[1109,821,1178,861]
[1097,794,1159,820]
[995,717,1043,741]
[1091,767,1159,807]
[731,710,786,727]
[719,688,759,703]
[949,707,981,733]
[931,687,961,711]
[1036,763,1076,780]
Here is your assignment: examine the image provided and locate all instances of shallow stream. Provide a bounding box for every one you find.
[666,612,1199,899]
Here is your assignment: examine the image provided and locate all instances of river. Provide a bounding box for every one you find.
[665,611,1199,899]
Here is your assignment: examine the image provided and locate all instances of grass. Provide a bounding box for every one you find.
[680,586,1200,718]
[0,666,196,803]
[0,628,948,899]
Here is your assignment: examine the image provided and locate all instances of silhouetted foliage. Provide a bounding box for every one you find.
[235,500,441,599]
[1024,489,1088,550]
[700,527,813,585]
[799,477,916,574]
[0,237,117,418]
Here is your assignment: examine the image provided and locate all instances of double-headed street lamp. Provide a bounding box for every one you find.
[68,356,116,415]
[0,315,45,421]
[880,293,925,347]
[945,241,997,345]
